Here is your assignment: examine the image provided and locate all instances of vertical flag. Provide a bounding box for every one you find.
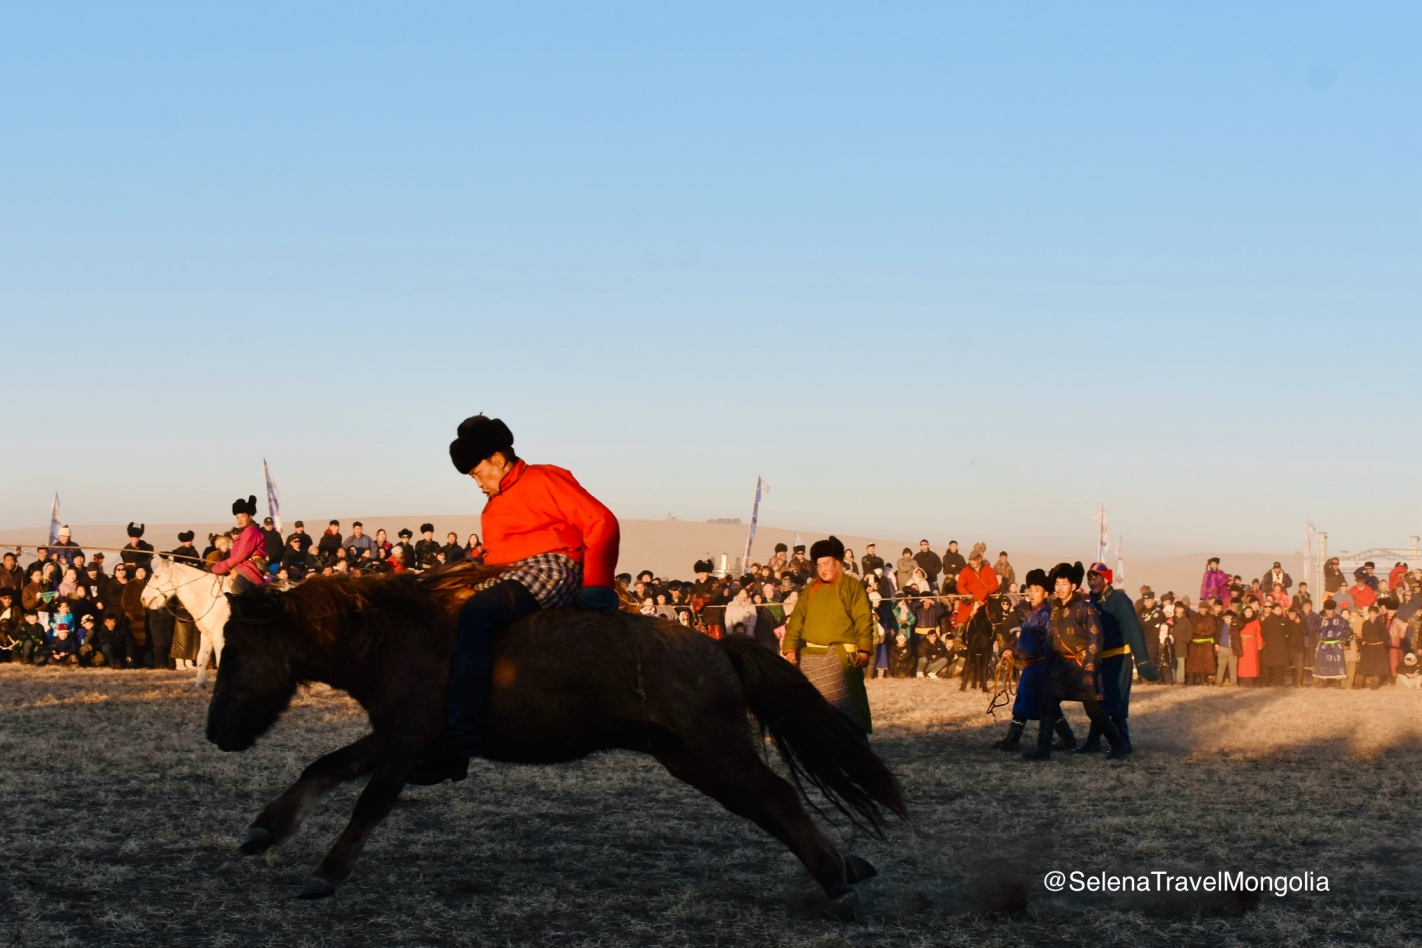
[1305,518,1315,597]
[263,459,282,534]
[742,477,769,568]
[1093,506,1109,564]
[1115,536,1125,586]
[48,493,61,545]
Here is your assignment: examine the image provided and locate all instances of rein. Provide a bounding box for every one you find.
[987,650,1018,717]
[152,564,228,622]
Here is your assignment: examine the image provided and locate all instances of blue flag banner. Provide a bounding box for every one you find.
[264,459,282,534]
[742,477,769,568]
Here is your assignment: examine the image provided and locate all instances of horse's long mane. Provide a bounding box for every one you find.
[415,560,512,608]
[229,561,512,656]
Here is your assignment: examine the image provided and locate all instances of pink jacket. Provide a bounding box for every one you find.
[210,524,267,585]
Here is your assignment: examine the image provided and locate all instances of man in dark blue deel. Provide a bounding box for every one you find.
[1082,562,1160,755]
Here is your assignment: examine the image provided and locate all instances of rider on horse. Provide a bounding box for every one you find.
[210,496,269,594]
[407,414,621,786]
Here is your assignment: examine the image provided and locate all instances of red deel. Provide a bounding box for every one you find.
[480,460,621,589]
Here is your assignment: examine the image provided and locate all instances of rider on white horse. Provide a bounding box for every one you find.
[210,496,269,594]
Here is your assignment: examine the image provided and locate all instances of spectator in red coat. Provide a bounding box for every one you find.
[954,542,1001,627]
[1388,562,1408,591]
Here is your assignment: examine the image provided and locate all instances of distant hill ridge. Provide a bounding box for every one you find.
[0,517,1300,604]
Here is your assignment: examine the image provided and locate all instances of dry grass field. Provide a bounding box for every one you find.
[3,665,1422,947]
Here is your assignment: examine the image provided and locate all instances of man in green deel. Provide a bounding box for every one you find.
[781,535,876,736]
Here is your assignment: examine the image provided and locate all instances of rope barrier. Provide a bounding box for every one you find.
[4,543,210,565]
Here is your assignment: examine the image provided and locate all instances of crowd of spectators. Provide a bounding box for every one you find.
[0,519,484,668]
[4,524,1419,692]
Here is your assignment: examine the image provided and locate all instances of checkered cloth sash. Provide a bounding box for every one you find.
[799,648,854,719]
[473,552,582,608]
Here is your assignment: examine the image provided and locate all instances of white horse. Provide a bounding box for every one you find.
[141,557,233,689]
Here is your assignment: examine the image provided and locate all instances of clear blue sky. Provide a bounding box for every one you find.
[3,3,1418,557]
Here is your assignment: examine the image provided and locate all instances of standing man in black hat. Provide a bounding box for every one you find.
[1023,562,1128,760]
[781,536,875,736]
[120,524,154,573]
[415,524,442,570]
[392,529,417,572]
[1080,562,1159,755]
[260,518,285,574]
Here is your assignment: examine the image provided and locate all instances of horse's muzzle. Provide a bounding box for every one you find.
[206,708,255,752]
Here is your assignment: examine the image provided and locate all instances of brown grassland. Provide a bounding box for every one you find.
[3,665,1421,947]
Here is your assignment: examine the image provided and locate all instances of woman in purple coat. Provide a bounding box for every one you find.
[1200,557,1232,608]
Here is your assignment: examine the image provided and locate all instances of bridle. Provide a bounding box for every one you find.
[151,562,228,622]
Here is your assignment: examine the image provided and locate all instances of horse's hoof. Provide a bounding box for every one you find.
[298,877,336,899]
[845,855,878,884]
[823,888,858,923]
[239,827,273,855]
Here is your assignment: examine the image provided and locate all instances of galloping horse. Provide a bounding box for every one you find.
[141,557,231,688]
[206,563,905,920]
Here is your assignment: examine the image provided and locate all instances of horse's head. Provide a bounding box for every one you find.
[140,557,177,611]
[206,589,300,752]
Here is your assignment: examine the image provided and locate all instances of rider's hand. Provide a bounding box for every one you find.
[782,650,798,665]
[1137,660,1161,682]
[853,650,872,669]
[578,586,620,614]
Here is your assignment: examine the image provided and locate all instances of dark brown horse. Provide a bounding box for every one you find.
[206,563,905,920]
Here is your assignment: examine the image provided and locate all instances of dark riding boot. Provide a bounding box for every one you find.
[1021,720,1053,761]
[1074,720,1103,754]
[405,637,485,786]
[407,581,539,787]
[1052,714,1078,751]
[994,719,1026,751]
[1103,716,1132,759]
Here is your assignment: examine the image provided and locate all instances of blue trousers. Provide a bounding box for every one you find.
[443,580,540,757]
[1099,653,1133,720]
[1012,663,1047,720]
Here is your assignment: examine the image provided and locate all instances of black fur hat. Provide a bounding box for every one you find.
[420,523,434,534]
[232,495,258,517]
[398,528,413,538]
[1023,568,1050,591]
[177,530,195,543]
[449,415,514,474]
[127,522,145,538]
[809,536,845,563]
[1047,561,1085,589]
[694,559,714,574]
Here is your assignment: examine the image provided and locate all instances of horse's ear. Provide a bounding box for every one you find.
[225,593,239,604]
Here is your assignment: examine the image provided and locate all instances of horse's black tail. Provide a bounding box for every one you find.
[719,636,906,835]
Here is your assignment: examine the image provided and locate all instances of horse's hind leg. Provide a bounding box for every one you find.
[241,735,381,856]
[299,758,412,899]
[657,742,860,919]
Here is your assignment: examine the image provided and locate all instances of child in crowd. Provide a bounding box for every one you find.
[51,601,76,642]
[49,625,76,664]
[1399,652,1422,690]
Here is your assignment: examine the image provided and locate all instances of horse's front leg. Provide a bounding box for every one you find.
[240,735,382,855]
[298,755,414,899]
[192,630,212,690]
